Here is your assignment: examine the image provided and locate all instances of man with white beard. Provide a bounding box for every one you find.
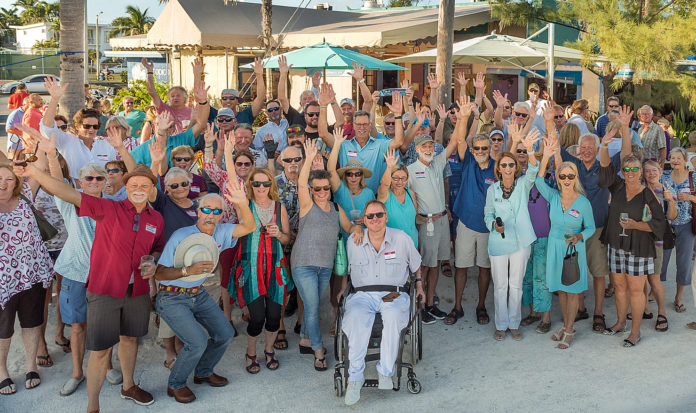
[407,134,460,324]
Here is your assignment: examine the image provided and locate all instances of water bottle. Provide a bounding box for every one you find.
[426,214,434,237]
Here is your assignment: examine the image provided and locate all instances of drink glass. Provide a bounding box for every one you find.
[140,255,156,276]
[350,210,362,225]
[619,213,629,237]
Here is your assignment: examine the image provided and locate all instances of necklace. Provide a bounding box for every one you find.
[501,181,516,199]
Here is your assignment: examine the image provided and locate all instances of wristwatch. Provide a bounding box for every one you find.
[181,266,188,277]
[413,277,423,283]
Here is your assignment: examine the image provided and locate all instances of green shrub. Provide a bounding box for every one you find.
[112,80,170,112]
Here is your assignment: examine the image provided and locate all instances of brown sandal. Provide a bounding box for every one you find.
[245,354,260,374]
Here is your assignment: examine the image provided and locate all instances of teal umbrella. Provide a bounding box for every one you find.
[241,42,406,71]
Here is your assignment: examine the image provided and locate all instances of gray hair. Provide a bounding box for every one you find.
[639,105,653,116]
[299,90,315,102]
[79,163,107,180]
[163,167,192,187]
[106,115,133,136]
[579,133,600,148]
[513,101,531,113]
[670,147,688,160]
[472,133,492,146]
[234,123,253,134]
[280,145,302,158]
[197,193,224,209]
[353,110,371,122]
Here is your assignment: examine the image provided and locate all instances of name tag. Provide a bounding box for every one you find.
[484,178,495,186]
[96,154,109,160]
[190,186,201,193]
[448,157,458,163]
[569,209,580,218]
[679,187,691,193]
[415,171,426,179]
[347,150,358,158]
[145,224,157,234]
[384,251,396,260]
[186,210,197,217]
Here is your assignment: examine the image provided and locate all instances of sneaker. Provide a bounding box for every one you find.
[535,321,551,334]
[520,314,541,326]
[427,305,447,320]
[433,294,440,306]
[344,380,364,406]
[378,373,393,390]
[421,310,436,325]
[106,369,123,385]
[120,384,154,406]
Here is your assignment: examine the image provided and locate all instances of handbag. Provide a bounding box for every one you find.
[333,202,349,276]
[561,244,580,286]
[19,194,58,242]
[663,201,677,250]
[689,172,696,235]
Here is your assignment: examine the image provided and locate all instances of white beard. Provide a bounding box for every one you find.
[420,153,434,163]
[130,192,148,203]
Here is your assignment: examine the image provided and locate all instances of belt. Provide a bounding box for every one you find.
[352,285,408,293]
[159,284,201,295]
[418,210,446,218]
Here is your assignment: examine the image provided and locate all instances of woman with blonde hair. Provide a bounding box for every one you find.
[558,123,580,149]
[378,149,418,247]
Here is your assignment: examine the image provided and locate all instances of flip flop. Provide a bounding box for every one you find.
[25,371,40,389]
[674,303,686,313]
[36,355,53,368]
[476,307,490,325]
[0,378,16,395]
[623,337,640,347]
[163,358,176,370]
[55,339,71,353]
[273,330,288,350]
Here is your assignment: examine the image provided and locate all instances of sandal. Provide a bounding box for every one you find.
[674,303,686,313]
[476,307,490,325]
[520,314,541,326]
[314,350,327,372]
[535,321,551,334]
[264,350,279,370]
[575,309,589,321]
[494,330,505,341]
[551,327,566,341]
[36,355,53,367]
[627,312,653,320]
[623,337,640,347]
[604,285,614,298]
[655,314,669,332]
[509,329,523,341]
[441,261,453,277]
[25,371,40,389]
[0,378,16,395]
[273,330,288,350]
[163,358,176,370]
[443,308,464,325]
[245,354,260,374]
[592,314,606,333]
[55,339,71,353]
[556,330,575,349]
[686,321,696,330]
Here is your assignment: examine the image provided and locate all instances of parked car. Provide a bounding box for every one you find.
[0,74,59,94]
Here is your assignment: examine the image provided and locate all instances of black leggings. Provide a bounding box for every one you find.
[246,296,282,337]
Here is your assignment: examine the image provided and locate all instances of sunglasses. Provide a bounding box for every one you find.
[235,161,252,167]
[133,213,140,232]
[200,207,223,215]
[473,146,489,151]
[286,126,303,134]
[267,107,280,113]
[82,124,99,130]
[312,185,331,192]
[217,116,235,123]
[282,156,302,163]
[392,176,408,182]
[528,89,539,93]
[251,180,272,188]
[554,115,564,119]
[345,171,363,178]
[14,153,38,167]
[84,176,105,182]
[558,174,576,180]
[608,104,620,108]
[517,149,528,154]
[221,96,238,101]
[449,110,458,114]
[106,168,121,174]
[503,105,511,110]
[499,162,516,169]
[384,121,395,126]
[514,112,529,118]
[58,124,68,131]
[174,157,192,162]
[305,112,319,118]
[622,166,640,173]
[365,212,385,220]
[491,137,504,142]
[169,181,190,189]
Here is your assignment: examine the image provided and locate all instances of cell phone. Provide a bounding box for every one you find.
[379,88,406,97]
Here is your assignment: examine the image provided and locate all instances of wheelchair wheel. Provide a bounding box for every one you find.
[334,375,344,397]
[407,378,421,394]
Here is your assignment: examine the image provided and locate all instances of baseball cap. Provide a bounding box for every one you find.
[339,98,355,108]
[221,89,240,98]
[414,134,434,147]
[528,83,540,91]
[217,107,236,118]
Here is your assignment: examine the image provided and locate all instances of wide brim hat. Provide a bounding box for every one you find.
[123,164,157,186]
[173,233,220,282]
[337,159,372,179]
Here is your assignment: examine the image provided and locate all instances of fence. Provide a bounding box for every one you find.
[0,50,61,80]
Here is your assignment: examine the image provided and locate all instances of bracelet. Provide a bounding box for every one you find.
[600,144,608,149]
[147,71,153,75]
[198,100,208,105]
[358,79,365,84]
[394,115,403,119]
[320,106,327,109]
[47,154,58,160]
[181,266,187,277]
[413,278,423,283]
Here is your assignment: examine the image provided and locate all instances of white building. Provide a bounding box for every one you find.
[87,22,116,58]
[9,22,55,53]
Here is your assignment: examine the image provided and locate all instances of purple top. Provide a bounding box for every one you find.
[528,184,551,238]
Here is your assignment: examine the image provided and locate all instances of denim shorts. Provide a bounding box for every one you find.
[59,278,87,324]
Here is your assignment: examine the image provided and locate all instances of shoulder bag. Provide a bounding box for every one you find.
[561,244,580,286]
[19,194,58,242]
[333,203,348,276]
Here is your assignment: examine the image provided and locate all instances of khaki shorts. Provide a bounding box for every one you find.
[454,221,491,269]
[586,227,609,278]
[417,217,451,268]
[653,244,663,275]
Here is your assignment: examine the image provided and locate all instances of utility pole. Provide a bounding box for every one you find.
[435,0,454,107]
[261,0,273,100]
[95,11,102,79]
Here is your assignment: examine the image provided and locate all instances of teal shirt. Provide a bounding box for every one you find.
[334,182,375,219]
[119,109,146,138]
[130,129,196,167]
[384,189,418,248]
[484,163,539,256]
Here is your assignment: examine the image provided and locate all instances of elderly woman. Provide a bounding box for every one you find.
[599,144,665,347]
[0,163,54,394]
[233,168,292,374]
[293,141,361,371]
[103,115,139,153]
[484,128,541,341]
[659,147,696,313]
[103,160,128,201]
[536,140,595,349]
[567,99,591,136]
[158,145,208,200]
[378,149,418,247]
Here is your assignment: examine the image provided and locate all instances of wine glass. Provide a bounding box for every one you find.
[619,213,629,237]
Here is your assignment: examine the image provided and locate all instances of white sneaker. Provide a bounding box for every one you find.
[106,369,123,385]
[344,380,364,406]
[378,373,393,390]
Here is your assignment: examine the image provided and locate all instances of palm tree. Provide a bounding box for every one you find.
[58,0,85,120]
[109,6,155,38]
[0,7,21,46]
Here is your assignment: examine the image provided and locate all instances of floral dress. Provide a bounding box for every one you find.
[0,182,53,309]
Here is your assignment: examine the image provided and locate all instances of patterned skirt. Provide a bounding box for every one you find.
[607,246,653,276]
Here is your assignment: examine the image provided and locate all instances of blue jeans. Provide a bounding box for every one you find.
[293,266,332,350]
[156,289,235,389]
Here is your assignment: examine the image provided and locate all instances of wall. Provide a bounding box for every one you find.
[13,24,53,53]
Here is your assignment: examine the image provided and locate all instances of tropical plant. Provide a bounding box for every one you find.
[32,37,58,51]
[14,0,59,24]
[673,108,696,146]
[112,79,169,112]
[109,6,155,38]
[0,7,22,46]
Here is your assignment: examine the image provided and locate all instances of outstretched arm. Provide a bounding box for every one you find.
[318,83,337,148]
[190,81,211,137]
[298,140,319,217]
[15,163,82,206]
[41,75,66,128]
[278,56,291,113]
[250,57,265,118]
[327,127,345,191]
[352,61,372,112]
[142,58,163,108]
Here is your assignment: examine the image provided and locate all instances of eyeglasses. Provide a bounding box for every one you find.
[473,146,489,151]
[58,124,68,131]
[221,96,238,101]
[235,161,252,167]
[84,176,105,182]
[365,212,385,220]
[169,181,190,189]
[305,112,319,118]
[558,174,576,180]
[174,157,192,162]
[312,185,331,192]
[622,166,640,173]
[354,122,370,127]
[267,107,280,113]
[286,126,303,134]
[449,110,458,114]
[217,116,235,123]
[106,168,121,174]
[491,137,504,142]
[384,121,395,126]
[251,180,272,188]
[82,124,99,130]
[514,112,529,118]
[392,176,408,182]
[517,149,528,154]
[200,207,223,215]
[132,213,140,232]
[608,104,620,108]
[503,105,511,110]
[282,156,302,163]
[345,171,363,178]
[499,162,516,169]
[554,115,564,119]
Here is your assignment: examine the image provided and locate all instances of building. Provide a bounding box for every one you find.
[9,22,55,53]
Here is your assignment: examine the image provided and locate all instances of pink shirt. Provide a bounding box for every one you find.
[156,101,192,134]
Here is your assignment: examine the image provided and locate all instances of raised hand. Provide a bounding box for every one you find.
[473,72,485,89]
[156,112,174,132]
[617,105,633,128]
[141,58,154,72]
[311,71,322,88]
[415,106,428,127]
[252,57,264,76]
[402,80,414,104]
[224,131,236,155]
[371,90,380,105]
[148,136,166,164]
[351,60,365,81]
[194,81,210,103]
[318,83,334,106]
[38,133,57,156]
[385,91,403,115]
[492,89,507,108]
[427,73,439,90]
[105,126,125,149]
[204,123,216,145]
[543,138,557,158]
[507,121,525,143]
[605,127,618,140]
[225,179,248,205]
[262,133,278,158]
[44,74,67,99]
[542,103,555,123]
[456,95,472,120]
[384,148,399,168]
[455,72,468,88]
[600,133,614,147]
[278,55,291,75]
[303,139,319,163]
[435,103,447,121]
[332,126,346,147]
[521,129,542,153]
[191,57,205,80]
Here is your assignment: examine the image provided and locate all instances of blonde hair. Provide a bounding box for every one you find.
[559,123,580,148]
[171,145,194,161]
[246,167,280,202]
[105,115,132,136]
[556,162,585,195]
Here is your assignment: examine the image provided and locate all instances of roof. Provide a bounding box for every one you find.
[9,22,53,30]
[146,0,492,49]
[110,34,156,50]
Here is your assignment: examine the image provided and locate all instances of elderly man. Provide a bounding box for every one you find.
[142,58,197,133]
[493,90,537,148]
[154,188,255,403]
[19,164,166,411]
[253,99,289,153]
[341,200,424,406]
[636,104,666,164]
[8,82,28,109]
[595,96,621,137]
[118,95,146,138]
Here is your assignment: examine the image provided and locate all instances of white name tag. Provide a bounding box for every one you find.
[569,209,580,218]
[347,150,358,158]
[186,210,197,217]
[679,187,691,193]
[415,171,425,179]
[384,251,396,260]
[190,186,201,193]
[145,224,157,234]
[484,178,495,186]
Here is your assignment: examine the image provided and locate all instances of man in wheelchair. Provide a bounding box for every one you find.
[339,200,424,406]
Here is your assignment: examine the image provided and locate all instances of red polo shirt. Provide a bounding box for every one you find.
[8,91,29,109]
[78,194,165,298]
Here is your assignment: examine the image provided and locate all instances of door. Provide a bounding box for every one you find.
[490,75,518,104]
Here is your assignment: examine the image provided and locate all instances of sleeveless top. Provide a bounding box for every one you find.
[384,189,418,248]
[291,203,340,270]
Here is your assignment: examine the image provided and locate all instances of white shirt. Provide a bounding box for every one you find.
[567,114,591,136]
[41,121,118,179]
[252,119,289,153]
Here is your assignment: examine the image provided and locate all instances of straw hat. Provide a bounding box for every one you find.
[173,233,220,282]
[337,159,372,179]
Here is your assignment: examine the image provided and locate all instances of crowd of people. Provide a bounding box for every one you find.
[2,55,696,409]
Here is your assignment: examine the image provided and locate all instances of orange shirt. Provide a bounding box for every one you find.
[8,91,29,109]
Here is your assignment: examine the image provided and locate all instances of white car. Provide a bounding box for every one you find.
[0,74,59,94]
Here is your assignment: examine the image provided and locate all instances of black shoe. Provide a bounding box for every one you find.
[293,321,301,334]
[433,294,440,306]
[421,310,436,325]
[285,291,298,317]
[575,309,589,322]
[427,305,447,320]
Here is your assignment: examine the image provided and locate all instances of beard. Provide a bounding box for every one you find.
[129,191,148,203]
[286,164,300,173]
[474,153,490,164]
[203,217,217,225]
[420,152,434,163]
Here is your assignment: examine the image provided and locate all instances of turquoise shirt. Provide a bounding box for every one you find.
[338,136,391,193]
[384,189,418,248]
[119,109,146,138]
[484,163,539,256]
[334,182,375,219]
[130,129,195,167]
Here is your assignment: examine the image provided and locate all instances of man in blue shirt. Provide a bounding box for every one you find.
[595,96,621,138]
[154,190,256,403]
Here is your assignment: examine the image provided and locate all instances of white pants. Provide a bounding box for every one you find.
[342,291,409,382]
[490,246,531,331]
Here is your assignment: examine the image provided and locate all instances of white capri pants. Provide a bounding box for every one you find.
[342,291,409,382]
[490,245,531,331]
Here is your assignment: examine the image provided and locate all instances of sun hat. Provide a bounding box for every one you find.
[337,159,372,179]
[123,164,157,185]
[173,233,220,282]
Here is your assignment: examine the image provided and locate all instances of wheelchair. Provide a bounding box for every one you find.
[333,277,423,396]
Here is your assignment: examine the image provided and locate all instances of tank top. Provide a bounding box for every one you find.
[291,203,340,270]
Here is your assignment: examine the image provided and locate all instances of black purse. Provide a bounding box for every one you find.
[561,244,580,286]
[19,194,58,242]
[662,200,676,250]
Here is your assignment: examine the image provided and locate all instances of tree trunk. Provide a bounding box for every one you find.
[262,0,272,99]
[59,0,85,120]
[435,0,454,107]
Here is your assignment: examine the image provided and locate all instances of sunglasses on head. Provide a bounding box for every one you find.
[235,161,252,167]
[499,162,516,169]
[169,181,190,189]
[517,149,528,154]
[305,112,319,118]
[251,180,272,188]
[82,123,99,130]
[345,171,363,178]
[106,168,121,174]
[623,166,640,173]
[312,185,331,192]
[282,156,302,163]
[84,176,105,182]
[514,111,529,118]
[174,156,192,162]
[221,96,238,101]
[58,124,68,131]
[558,174,576,180]
[365,212,385,220]
[217,116,235,123]
[267,107,280,113]
[473,146,489,151]
[200,207,223,215]
[286,126,303,134]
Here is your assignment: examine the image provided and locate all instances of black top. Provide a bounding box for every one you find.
[284,106,305,127]
[599,163,665,258]
[151,191,198,242]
